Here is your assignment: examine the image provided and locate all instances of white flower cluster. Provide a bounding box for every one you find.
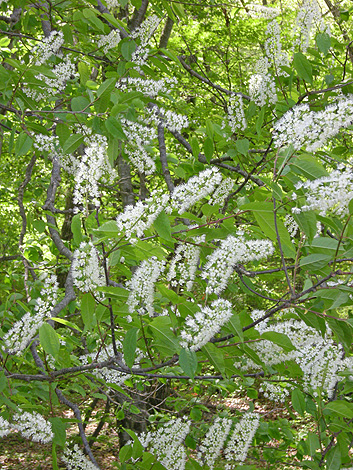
[227,95,247,132]
[0,416,11,438]
[73,136,115,210]
[171,167,222,214]
[121,118,157,174]
[127,257,165,315]
[130,15,161,72]
[167,236,204,291]
[98,30,121,54]
[139,418,190,470]
[273,96,353,152]
[24,56,78,101]
[250,309,269,334]
[62,444,98,470]
[293,167,353,217]
[12,411,53,444]
[260,381,293,402]
[249,72,277,107]
[2,274,58,354]
[117,77,177,98]
[180,299,233,351]
[247,4,280,19]
[293,0,329,53]
[116,189,170,243]
[80,343,131,386]
[72,241,105,292]
[201,234,274,295]
[264,20,289,75]
[148,107,189,133]
[131,14,161,45]
[198,417,233,469]
[235,318,353,398]
[30,30,64,65]
[224,412,260,466]
[284,214,299,238]
[208,177,234,206]
[106,0,119,10]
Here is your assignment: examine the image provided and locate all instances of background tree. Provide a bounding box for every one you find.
[1,0,353,469]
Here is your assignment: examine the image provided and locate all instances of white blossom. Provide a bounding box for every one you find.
[167,235,204,291]
[171,167,223,214]
[73,135,116,210]
[198,417,233,469]
[293,166,353,217]
[249,72,277,107]
[139,418,190,470]
[227,95,247,132]
[127,257,165,315]
[121,118,157,174]
[116,189,170,242]
[284,214,299,238]
[180,299,233,351]
[80,343,131,386]
[208,177,234,206]
[98,30,121,54]
[201,234,274,295]
[247,4,280,19]
[30,30,64,65]
[117,77,177,98]
[12,411,53,444]
[264,20,289,75]
[293,0,329,53]
[24,55,78,101]
[62,444,98,470]
[235,318,352,398]
[273,96,353,152]
[224,412,260,465]
[72,241,105,292]
[0,416,11,438]
[260,380,293,402]
[2,274,58,354]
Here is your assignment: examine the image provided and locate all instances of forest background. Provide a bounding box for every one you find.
[1,0,353,469]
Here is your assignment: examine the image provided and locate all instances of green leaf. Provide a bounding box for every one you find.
[190,137,200,159]
[71,96,90,112]
[236,138,250,156]
[97,77,117,98]
[123,327,139,368]
[326,446,341,470]
[324,401,353,419]
[300,253,332,270]
[242,202,295,257]
[149,317,180,356]
[52,444,59,470]
[316,32,331,55]
[39,323,60,359]
[81,293,96,330]
[202,343,225,376]
[206,119,214,139]
[261,331,295,352]
[62,134,84,154]
[15,132,33,157]
[51,317,82,332]
[97,286,129,301]
[291,388,306,416]
[49,417,67,446]
[228,313,244,341]
[71,214,83,246]
[119,445,132,463]
[204,137,214,163]
[121,40,137,61]
[154,210,172,241]
[306,432,320,456]
[293,52,313,84]
[179,348,198,378]
[105,116,127,140]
